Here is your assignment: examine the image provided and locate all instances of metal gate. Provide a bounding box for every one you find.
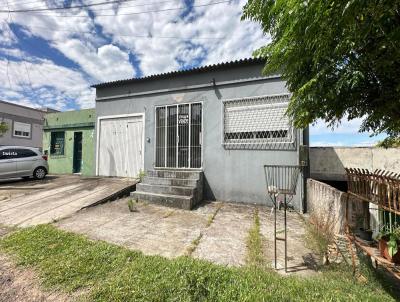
[155,103,202,169]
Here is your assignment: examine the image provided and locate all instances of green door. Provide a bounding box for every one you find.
[73,132,83,173]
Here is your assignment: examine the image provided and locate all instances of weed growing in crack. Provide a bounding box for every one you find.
[246,208,267,268]
[206,204,223,227]
[128,199,138,212]
[186,233,203,256]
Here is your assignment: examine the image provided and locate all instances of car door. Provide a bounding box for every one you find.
[0,148,18,178]
[14,148,38,176]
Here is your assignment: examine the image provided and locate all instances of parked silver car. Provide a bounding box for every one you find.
[0,146,48,180]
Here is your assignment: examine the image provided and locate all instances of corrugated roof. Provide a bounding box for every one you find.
[91,57,265,88]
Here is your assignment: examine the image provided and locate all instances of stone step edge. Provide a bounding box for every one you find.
[131,191,193,200]
[137,183,197,191]
[146,171,202,180]
[142,177,199,185]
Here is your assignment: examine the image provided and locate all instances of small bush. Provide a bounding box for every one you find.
[127,199,137,212]
[138,170,146,181]
[304,212,335,264]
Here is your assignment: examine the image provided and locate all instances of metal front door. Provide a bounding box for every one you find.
[155,103,202,169]
[73,132,83,173]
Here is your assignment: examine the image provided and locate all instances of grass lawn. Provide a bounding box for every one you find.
[0,225,397,301]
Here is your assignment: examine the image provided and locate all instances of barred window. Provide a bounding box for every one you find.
[222,94,295,150]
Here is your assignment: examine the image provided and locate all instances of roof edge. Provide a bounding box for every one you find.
[91,57,265,88]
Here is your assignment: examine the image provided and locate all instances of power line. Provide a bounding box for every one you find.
[1,0,170,12]
[6,0,119,6]
[0,0,230,16]
[22,25,225,40]
[7,0,183,14]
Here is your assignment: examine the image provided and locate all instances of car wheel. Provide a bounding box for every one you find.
[33,167,47,180]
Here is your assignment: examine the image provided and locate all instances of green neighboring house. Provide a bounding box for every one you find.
[43,109,95,176]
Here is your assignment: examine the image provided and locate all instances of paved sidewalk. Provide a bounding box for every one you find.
[57,198,317,275]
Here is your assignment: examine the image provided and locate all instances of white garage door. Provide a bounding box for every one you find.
[98,115,143,178]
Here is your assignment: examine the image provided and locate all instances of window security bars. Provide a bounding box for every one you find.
[222,94,295,150]
[155,103,202,169]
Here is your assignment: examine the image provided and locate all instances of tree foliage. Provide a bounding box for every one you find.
[243,0,400,137]
[376,137,400,148]
[0,121,8,137]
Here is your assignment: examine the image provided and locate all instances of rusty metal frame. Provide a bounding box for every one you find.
[345,168,400,216]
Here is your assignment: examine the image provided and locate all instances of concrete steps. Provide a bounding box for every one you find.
[136,183,196,196]
[131,170,203,210]
[144,177,198,187]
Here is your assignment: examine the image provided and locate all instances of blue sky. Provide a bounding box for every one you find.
[0,0,386,146]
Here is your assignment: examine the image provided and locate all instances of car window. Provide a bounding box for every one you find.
[0,149,19,160]
[15,149,38,158]
[0,148,38,160]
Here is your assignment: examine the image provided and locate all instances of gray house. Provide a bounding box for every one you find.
[0,100,57,149]
[93,58,308,211]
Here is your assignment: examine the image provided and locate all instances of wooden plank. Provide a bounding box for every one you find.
[347,235,400,280]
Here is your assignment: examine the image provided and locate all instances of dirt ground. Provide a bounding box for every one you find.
[57,198,318,276]
[0,225,75,302]
[0,254,74,302]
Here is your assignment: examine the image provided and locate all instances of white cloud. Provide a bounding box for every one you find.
[310,141,347,147]
[310,118,366,135]
[0,58,93,110]
[0,0,267,110]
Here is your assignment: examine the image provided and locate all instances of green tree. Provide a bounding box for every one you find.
[242,0,400,137]
[0,121,8,137]
[376,137,400,148]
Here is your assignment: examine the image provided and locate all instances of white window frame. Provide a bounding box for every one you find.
[13,121,31,138]
[221,94,295,149]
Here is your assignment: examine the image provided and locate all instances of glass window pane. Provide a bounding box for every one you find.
[50,132,65,155]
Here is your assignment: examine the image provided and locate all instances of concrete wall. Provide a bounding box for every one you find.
[307,179,366,234]
[310,147,400,181]
[95,62,307,210]
[0,100,48,148]
[43,109,95,176]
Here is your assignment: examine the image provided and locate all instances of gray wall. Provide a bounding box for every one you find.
[0,101,48,149]
[310,147,400,181]
[95,63,307,210]
[307,179,366,234]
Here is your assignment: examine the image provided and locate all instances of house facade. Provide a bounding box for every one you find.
[42,109,95,176]
[0,100,56,149]
[93,58,309,210]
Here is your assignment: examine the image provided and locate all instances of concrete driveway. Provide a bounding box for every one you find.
[0,175,137,227]
[57,198,318,276]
